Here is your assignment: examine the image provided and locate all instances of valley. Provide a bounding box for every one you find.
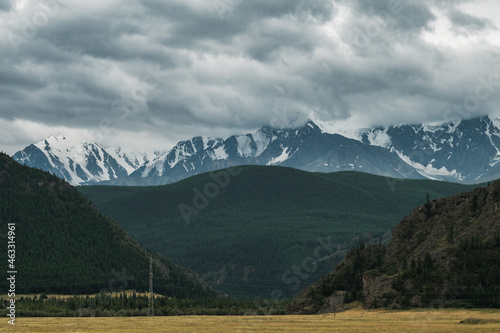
[78,166,479,299]
[2,0,500,330]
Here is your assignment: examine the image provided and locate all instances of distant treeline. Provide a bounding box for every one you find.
[0,292,288,317]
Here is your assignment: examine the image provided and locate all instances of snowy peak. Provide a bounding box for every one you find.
[360,116,500,183]
[131,136,230,178]
[107,147,154,175]
[134,121,325,179]
[12,136,147,185]
[12,116,500,186]
[129,120,421,184]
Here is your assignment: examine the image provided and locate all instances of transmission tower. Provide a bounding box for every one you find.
[148,256,154,316]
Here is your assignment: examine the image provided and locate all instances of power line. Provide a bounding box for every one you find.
[148,255,154,316]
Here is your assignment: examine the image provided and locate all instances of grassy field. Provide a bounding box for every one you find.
[3,308,500,332]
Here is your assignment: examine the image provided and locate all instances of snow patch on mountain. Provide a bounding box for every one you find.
[394,150,462,181]
[485,121,500,156]
[252,130,274,155]
[313,119,363,141]
[365,130,392,149]
[236,135,253,157]
[31,135,123,185]
[143,156,166,177]
[211,145,228,160]
[108,147,150,175]
[267,146,290,165]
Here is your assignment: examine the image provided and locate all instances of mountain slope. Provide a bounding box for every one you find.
[126,121,422,186]
[13,116,500,186]
[12,135,129,185]
[11,135,157,186]
[287,180,500,313]
[362,116,500,183]
[0,153,215,297]
[78,166,479,298]
[95,116,500,186]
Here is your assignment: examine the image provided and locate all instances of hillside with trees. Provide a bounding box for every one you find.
[79,166,479,298]
[287,180,500,313]
[0,153,215,298]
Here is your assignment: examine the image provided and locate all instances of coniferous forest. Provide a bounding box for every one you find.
[1,152,500,317]
[0,153,215,298]
[79,166,479,298]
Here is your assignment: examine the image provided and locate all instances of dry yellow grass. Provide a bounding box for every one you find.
[2,307,500,332]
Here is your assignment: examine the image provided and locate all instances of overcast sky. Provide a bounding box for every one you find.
[1,0,500,155]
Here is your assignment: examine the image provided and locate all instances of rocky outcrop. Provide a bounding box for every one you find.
[318,291,349,314]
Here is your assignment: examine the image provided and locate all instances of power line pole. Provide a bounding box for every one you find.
[148,256,154,316]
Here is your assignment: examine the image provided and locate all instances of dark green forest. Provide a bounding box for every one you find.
[0,153,215,298]
[0,292,287,317]
[79,166,480,298]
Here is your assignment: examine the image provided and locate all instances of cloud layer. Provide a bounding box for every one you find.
[0,0,499,154]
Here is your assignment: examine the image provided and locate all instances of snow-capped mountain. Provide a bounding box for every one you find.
[12,116,500,186]
[107,147,161,175]
[12,135,145,185]
[125,121,422,185]
[361,116,500,183]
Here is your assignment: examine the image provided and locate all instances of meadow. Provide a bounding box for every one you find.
[3,307,500,332]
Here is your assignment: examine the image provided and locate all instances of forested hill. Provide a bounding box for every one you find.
[79,166,479,299]
[287,179,500,313]
[0,153,215,298]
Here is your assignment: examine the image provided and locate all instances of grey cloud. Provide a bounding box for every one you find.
[346,0,436,33]
[0,0,499,154]
[0,1,12,12]
[448,9,494,31]
[0,62,46,90]
[148,0,335,55]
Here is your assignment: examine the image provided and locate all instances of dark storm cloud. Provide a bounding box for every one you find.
[145,0,335,58]
[0,0,499,154]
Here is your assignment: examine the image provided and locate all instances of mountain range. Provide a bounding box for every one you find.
[11,135,160,186]
[361,116,500,183]
[12,116,500,185]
